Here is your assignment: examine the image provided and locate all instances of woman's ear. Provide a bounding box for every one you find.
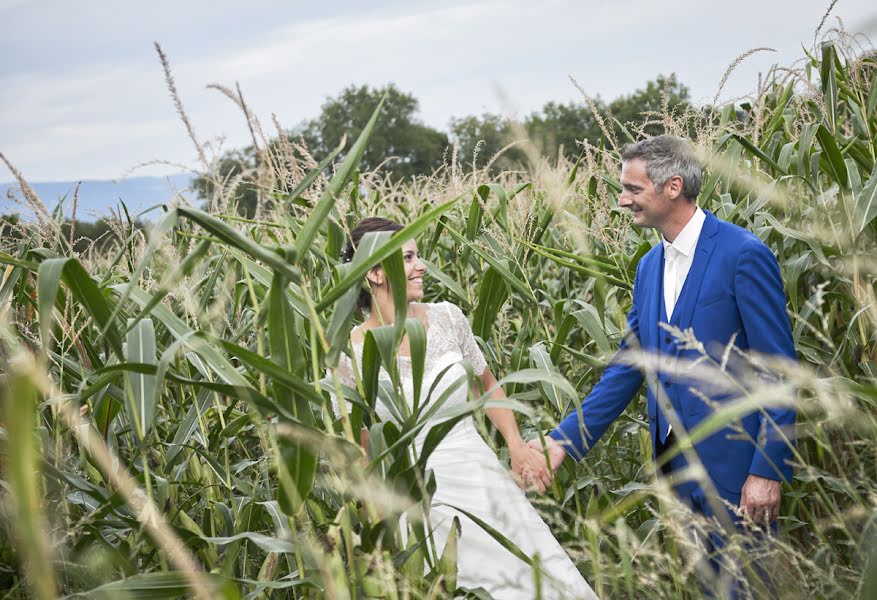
[366,267,384,287]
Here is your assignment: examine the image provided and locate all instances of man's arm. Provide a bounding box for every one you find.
[545,269,646,461]
[735,240,797,481]
[735,240,797,521]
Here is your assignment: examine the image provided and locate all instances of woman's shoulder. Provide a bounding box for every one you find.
[424,301,468,325]
[350,324,367,344]
[425,300,460,314]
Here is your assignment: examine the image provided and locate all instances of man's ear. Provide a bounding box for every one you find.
[666,175,684,200]
[366,267,384,286]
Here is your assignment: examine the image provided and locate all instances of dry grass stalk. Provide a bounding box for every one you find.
[713,47,777,107]
[154,42,209,170]
[69,181,80,255]
[662,75,674,133]
[0,152,58,239]
[569,75,619,151]
[814,0,841,46]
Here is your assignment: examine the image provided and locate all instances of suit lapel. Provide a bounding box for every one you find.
[674,211,719,331]
[646,244,664,349]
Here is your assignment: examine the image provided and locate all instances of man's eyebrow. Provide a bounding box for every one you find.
[622,183,642,190]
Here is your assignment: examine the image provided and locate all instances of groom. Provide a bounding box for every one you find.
[526,136,796,566]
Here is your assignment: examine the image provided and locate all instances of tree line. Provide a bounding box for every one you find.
[197,75,695,217]
[0,213,144,255]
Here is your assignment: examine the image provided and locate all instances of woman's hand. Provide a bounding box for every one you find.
[509,440,553,493]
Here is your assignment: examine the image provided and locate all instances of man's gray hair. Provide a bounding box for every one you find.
[622,136,702,201]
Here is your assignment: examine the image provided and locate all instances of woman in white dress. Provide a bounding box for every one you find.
[333,217,598,599]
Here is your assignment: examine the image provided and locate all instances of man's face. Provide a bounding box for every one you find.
[618,158,675,230]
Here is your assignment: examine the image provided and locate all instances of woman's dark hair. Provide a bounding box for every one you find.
[341,217,404,311]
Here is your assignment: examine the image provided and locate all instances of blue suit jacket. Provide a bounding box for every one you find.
[550,211,796,495]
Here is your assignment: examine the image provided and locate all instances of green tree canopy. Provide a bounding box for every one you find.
[300,84,449,181]
[606,74,691,141]
[451,74,692,172]
[448,113,527,173]
[196,76,695,214]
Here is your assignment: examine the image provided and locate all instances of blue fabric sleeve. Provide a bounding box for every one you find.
[735,240,797,482]
[549,268,645,460]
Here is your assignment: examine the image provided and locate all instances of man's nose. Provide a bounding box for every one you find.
[618,193,631,207]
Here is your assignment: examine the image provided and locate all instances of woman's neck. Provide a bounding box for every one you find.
[367,296,414,327]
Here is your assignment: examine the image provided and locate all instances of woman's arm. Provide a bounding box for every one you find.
[445,301,552,490]
[479,367,553,491]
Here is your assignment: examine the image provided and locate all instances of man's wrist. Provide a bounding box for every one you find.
[747,472,781,484]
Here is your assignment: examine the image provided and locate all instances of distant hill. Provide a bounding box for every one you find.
[0,173,198,221]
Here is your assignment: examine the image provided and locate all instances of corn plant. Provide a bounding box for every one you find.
[0,32,875,600]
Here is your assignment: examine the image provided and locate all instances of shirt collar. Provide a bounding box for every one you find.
[663,206,705,257]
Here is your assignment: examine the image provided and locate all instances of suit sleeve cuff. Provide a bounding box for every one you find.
[748,456,793,483]
[549,429,584,461]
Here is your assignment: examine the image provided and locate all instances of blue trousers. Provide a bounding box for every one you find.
[659,438,777,599]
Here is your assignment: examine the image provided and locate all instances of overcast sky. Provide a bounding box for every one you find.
[2,0,875,182]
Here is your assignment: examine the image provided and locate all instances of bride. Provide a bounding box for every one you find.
[332,217,597,599]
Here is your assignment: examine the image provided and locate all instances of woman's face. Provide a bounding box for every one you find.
[401,239,427,301]
[367,238,427,303]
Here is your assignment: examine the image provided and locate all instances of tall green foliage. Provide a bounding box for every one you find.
[0,35,875,600]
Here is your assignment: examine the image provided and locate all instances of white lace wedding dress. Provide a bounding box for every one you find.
[335,302,597,599]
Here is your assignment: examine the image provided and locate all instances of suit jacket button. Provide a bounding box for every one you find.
[664,336,671,344]
[664,402,672,410]
[649,415,656,423]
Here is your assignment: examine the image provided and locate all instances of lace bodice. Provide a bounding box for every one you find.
[331,302,488,424]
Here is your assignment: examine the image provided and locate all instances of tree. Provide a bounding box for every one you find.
[449,75,693,174]
[195,76,696,208]
[526,74,691,161]
[300,84,449,181]
[606,74,691,141]
[193,148,259,217]
[448,113,526,173]
[195,84,450,217]
[525,100,605,164]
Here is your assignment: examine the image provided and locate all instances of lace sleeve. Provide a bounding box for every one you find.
[444,302,488,375]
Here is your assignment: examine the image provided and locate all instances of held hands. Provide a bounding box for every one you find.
[740,474,781,524]
[527,437,567,473]
[511,437,568,494]
[509,441,554,493]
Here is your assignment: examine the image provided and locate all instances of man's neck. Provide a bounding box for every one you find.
[660,202,698,243]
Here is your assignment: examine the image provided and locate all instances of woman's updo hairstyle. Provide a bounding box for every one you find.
[341,217,404,311]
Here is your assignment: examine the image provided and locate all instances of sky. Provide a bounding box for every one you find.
[1,0,875,182]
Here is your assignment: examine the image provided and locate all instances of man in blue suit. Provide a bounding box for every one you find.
[526,136,796,582]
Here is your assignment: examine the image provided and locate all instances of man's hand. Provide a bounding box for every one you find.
[740,474,781,524]
[526,437,568,476]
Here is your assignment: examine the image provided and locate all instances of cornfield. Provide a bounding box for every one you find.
[1,29,876,600]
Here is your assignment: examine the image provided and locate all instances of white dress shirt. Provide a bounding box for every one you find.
[663,206,706,321]
[661,206,705,437]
